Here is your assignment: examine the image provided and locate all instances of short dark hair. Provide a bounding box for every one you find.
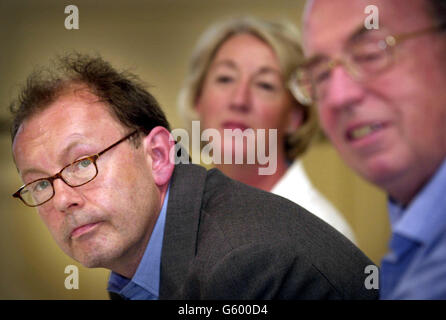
[10,52,171,143]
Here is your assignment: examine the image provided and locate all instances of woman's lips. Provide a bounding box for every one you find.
[71,222,101,239]
[221,121,249,131]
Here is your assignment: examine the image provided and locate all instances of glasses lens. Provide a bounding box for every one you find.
[62,157,97,186]
[350,39,391,77]
[21,179,53,206]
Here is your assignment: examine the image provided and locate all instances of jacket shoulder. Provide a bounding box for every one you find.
[188,168,378,299]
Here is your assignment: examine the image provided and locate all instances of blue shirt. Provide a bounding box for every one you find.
[107,187,170,300]
[380,159,446,299]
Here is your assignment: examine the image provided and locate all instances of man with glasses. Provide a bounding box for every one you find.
[295,0,446,299]
[10,53,377,299]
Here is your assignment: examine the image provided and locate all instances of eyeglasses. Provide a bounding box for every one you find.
[289,23,446,105]
[13,130,138,207]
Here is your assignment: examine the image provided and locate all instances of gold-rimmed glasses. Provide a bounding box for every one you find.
[289,23,446,105]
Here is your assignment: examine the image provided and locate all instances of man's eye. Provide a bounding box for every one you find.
[309,60,332,84]
[33,180,51,192]
[354,52,385,63]
[77,159,92,169]
[314,69,331,84]
[351,40,386,62]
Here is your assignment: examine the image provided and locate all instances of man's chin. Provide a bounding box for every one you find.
[355,158,407,190]
[70,244,119,269]
[74,252,111,269]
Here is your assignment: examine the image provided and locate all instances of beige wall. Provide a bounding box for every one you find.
[0,0,390,299]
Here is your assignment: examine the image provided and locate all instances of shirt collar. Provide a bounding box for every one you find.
[388,158,446,246]
[107,186,170,299]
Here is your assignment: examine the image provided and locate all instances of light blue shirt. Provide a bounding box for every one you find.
[107,187,170,300]
[380,159,446,299]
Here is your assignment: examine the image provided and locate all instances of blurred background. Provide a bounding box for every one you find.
[0,0,390,299]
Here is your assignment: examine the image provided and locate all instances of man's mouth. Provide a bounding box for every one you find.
[346,123,385,141]
[70,222,101,239]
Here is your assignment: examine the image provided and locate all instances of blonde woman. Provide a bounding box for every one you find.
[178,16,356,243]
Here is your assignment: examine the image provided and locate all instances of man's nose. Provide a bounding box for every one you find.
[319,66,366,113]
[229,79,251,113]
[51,178,84,214]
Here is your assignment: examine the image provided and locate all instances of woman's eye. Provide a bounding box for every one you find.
[256,81,276,91]
[215,75,234,84]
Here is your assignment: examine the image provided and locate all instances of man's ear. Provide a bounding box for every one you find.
[142,126,175,187]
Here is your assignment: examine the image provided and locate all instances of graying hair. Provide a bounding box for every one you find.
[177,16,318,161]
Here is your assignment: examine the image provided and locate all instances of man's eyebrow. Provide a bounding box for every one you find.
[20,139,84,181]
[57,138,100,167]
[59,138,85,160]
[21,168,51,182]
[299,54,327,68]
[346,24,371,45]
[303,24,376,65]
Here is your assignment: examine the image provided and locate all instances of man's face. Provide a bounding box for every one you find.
[13,90,161,271]
[303,0,446,203]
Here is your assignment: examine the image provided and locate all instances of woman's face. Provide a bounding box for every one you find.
[195,33,302,162]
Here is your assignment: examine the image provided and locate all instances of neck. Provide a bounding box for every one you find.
[386,157,446,206]
[108,185,168,279]
[216,159,289,192]
[109,233,152,279]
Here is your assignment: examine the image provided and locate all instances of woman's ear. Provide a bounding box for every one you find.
[142,126,175,187]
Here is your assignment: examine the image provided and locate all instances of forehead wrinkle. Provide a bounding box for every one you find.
[18,133,85,181]
[303,0,371,52]
[211,59,281,76]
[210,60,237,70]
[14,94,124,184]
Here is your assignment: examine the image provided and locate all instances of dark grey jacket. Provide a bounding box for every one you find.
[158,164,378,300]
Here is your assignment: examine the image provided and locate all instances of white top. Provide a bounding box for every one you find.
[271,160,357,244]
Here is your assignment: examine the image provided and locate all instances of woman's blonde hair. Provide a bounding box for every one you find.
[178,16,318,160]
